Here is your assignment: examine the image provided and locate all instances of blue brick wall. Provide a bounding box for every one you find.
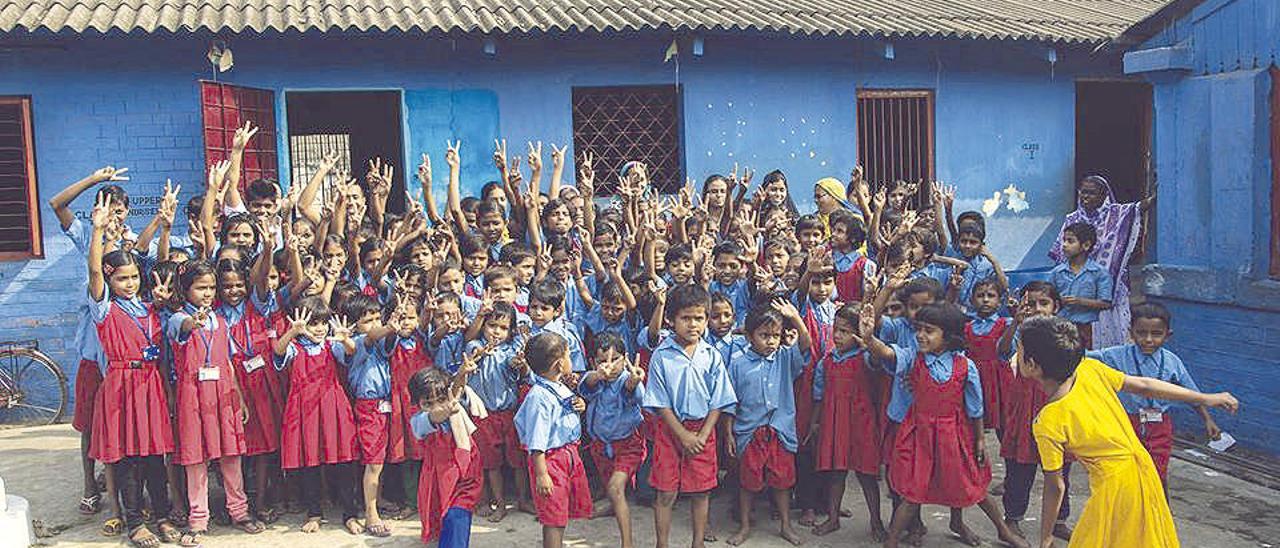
[0,30,1118,420]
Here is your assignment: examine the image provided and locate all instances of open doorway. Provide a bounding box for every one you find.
[286,91,405,212]
[1075,80,1154,260]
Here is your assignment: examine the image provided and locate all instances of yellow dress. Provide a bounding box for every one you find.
[1032,358,1179,547]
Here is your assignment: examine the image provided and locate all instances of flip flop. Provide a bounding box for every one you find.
[178,529,205,548]
[365,522,392,538]
[128,525,161,548]
[101,517,124,536]
[233,517,266,534]
[154,520,181,543]
[79,494,102,515]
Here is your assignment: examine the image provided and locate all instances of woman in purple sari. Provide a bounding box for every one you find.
[1049,175,1156,349]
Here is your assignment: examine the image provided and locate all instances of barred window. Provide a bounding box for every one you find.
[200,82,278,185]
[856,89,935,196]
[571,85,684,195]
[289,133,351,205]
[0,96,42,260]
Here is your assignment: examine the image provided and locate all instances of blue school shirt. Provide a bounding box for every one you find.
[813,347,866,401]
[1050,260,1114,324]
[879,316,918,352]
[957,254,995,311]
[966,312,1005,337]
[709,278,752,324]
[724,342,808,454]
[410,410,443,440]
[275,337,348,371]
[882,347,983,423]
[579,370,646,449]
[531,318,588,373]
[637,324,671,353]
[560,277,598,324]
[350,269,393,304]
[914,261,954,289]
[463,337,524,412]
[641,336,737,421]
[706,332,746,365]
[430,330,466,373]
[68,219,118,367]
[514,376,582,453]
[463,273,485,298]
[165,305,235,362]
[1087,344,1200,414]
[583,307,640,356]
[90,293,153,372]
[833,249,874,277]
[347,334,392,400]
[460,295,483,323]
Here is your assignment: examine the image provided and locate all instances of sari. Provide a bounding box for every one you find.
[1049,177,1143,349]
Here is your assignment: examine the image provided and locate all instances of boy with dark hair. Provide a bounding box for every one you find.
[529,279,588,372]
[1049,221,1113,349]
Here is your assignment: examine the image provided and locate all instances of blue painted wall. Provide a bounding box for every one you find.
[1127,0,1280,453]
[0,29,1114,418]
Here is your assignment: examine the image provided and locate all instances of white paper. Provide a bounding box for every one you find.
[1207,432,1236,452]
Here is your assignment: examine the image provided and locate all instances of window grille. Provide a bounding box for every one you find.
[571,85,684,195]
[856,89,935,199]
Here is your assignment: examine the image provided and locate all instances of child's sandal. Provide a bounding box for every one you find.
[178,529,204,548]
[79,494,102,515]
[365,522,392,538]
[233,517,266,534]
[128,525,161,548]
[101,517,124,536]
[154,520,181,543]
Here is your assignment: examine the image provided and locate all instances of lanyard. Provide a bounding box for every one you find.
[194,317,214,367]
[230,313,254,357]
[115,299,153,344]
[1129,346,1163,379]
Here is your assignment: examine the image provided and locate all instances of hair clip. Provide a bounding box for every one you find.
[102,263,116,276]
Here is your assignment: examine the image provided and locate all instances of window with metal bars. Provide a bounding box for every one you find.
[856,90,935,197]
[289,133,351,206]
[571,85,684,195]
[200,81,278,185]
[0,96,42,260]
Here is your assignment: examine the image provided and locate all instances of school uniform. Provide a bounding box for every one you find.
[965,314,1011,430]
[914,261,954,289]
[583,307,640,356]
[515,375,592,527]
[431,330,466,373]
[957,253,996,311]
[1088,344,1198,482]
[641,336,737,493]
[725,342,808,491]
[706,331,745,365]
[833,248,875,304]
[65,219,115,434]
[813,348,881,475]
[561,276,597,324]
[464,337,526,470]
[221,300,284,456]
[388,333,431,463]
[277,339,359,469]
[709,278,752,324]
[348,334,394,465]
[999,330,1073,523]
[1050,259,1114,348]
[877,316,917,446]
[883,347,990,507]
[531,318,588,373]
[579,370,648,481]
[413,411,483,544]
[463,272,485,299]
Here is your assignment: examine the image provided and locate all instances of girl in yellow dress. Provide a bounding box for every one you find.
[1015,316,1238,548]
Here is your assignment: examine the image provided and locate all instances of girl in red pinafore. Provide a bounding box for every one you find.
[221,255,287,524]
[864,303,1028,548]
[85,194,180,548]
[168,260,263,544]
[809,304,884,540]
[273,295,363,534]
[964,278,1012,431]
[409,359,484,545]
[794,267,837,526]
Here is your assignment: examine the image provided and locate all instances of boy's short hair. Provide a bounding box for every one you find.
[359,237,384,260]
[834,302,860,326]
[460,196,479,214]
[762,237,796,256]
[530,279,566,309]
[500,242,536,265]
[476,198,505,220]
[1064,222,1098,247]
[408,367,452,404]
[665,243,694,265]
[912,227,940,255]
[808,267,836,282]
[956,211,985,229]
[970,276,1004,300]
[592,331,627,358]
[709,292,733,309]
[343,293,383,322]
[485,265,517,286]
[185,195,204,220]
[957,223,986,242]
[525,332,569,375]
[246,179,279,203]
[292,295,333,324]
[1020,316,1083,382]
[1130,302,1171,328]
[481,181,504,200]
[829,209,866,246]
[97,184,130,208]
[1021,280,1062,306]
[665,283,710,319]
[600,280,626,304]
[744,304,785,335]
[459,233,487,257]
[795,214,824,235]
[897,276,943,303]
[712,240,743,259]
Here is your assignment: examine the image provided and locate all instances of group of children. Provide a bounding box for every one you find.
[57,121,1228,548]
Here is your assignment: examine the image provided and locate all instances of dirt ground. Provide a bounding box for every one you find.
[2,424,1277,547]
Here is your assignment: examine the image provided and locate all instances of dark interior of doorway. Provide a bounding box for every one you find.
[1075,81,1153,204]
[286,90,405,212]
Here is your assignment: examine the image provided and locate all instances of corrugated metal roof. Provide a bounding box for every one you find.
[0,0,1172,43]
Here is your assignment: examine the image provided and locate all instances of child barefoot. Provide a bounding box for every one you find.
[580,332,648,548]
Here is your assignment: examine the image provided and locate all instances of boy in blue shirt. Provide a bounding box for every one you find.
[708,240,752,324]
[724,300,811,546]
[952,224,1008,313]
[642,284,737,548]
[342,294,401,538]
[579,332,647,548]
[514,332,591,548]
[1087,302,1222,485]
[1050,222,1114,349]
[528,280,589,373]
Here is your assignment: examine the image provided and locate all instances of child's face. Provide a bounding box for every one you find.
[485,187,510,213]
[667,258,694,284]
[670,304,708,346]
[400,272,425,300]
[304,318,329,342]
[549,250,572,280]
[764,246,790,277]
[355,310,382,335]
[904,291,936,321]
[462,250,488,276]
[703,179,728,209]
[601,297,627,324]
[396,307,420,333]
[830,223,851,249]
[808,275,835,303]
[914,322,946,354]
[186,273,217,308]
[764,180,788,206]
[477,211,506,243]
[747,320,783,356]
[482,315,512,344]
[107,263,142,299]
[293,220,315,247]
[249,198,279,222]
[651,240,669,272]
[225,222,255,247]
[432,301,462,332]
[266,266,281,292]
[170,250,191,264]
[486,276,517,304]
[713,253,742,285]
[797,228,824,250]
[323,241,347,273]
[593,233,618,258]
[957,233,983,258]
[437,268,464,294]
[361,248,384,274]
[813,187,838,214]
[512,257,536,285]
[545,204,573,234]
[1061,233,1091,259]
[1021,290,1059,318]
[971,284,1001,317]
[906,238,926,265]
[884,296,905,318]
[1130,317,1170,355]
[593,345,623,371]
[708,301,735,338]
[832,316,859,352]
[528,300,559,326]
[218,271,248,307]
[888,184,912,211]
[407,243,434,271]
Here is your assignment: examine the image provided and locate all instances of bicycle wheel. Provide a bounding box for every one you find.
[0,348,68,426]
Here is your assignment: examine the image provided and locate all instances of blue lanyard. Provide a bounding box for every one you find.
[229,312,254,358]
[114,299,153,343]
[1129,346,1162,379]
[194,318,214,367]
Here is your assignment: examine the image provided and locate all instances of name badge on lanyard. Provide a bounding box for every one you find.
[198,366,221,381]
[243,355,266,374]
[378,400,393,414]
[195,319,220,381]
[1139,408,1163,423]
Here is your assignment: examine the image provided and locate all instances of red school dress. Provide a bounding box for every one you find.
[814,350,881,475]
[834,253,870,305]
[227,302,285,456]
[964,317,1011,430]
[1000,369,1048,465]
[388,335,432,463]
[89,298,174,463]
[418,422,483,542]
[171,312,246,466]
[888,353,991,507]
[795,301,833,446]
[279,340,359,469]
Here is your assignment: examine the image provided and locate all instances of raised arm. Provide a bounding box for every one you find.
[50,166,128,230]
[1120,375,1239,413]
[225,121,260,212]
[298,151,340,225]
[200,161,232,259]
[417,153,444,226]
[548,143,567,201]
[86,194,113,301]
[444,140,469,233]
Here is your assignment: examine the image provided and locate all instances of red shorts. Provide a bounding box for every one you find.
[588,429,648,483]
[474,410,524,470]
[737,427,796,492]
[1128,412,1174,482]
[354,399,390,465]
[527,442,592,528]
[72,360,102,433]
[650,418,719,493]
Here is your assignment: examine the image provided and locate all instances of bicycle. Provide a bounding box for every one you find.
[0,340,68,426]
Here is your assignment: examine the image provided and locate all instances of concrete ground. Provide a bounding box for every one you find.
[2,424,1277,547]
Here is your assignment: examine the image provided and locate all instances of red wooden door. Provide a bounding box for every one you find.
[200,81,278,184]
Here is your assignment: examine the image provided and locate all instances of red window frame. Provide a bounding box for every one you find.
[200,81,278,186]
[0,96,43,261]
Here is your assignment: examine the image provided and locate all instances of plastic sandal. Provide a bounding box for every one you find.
[128,525,161,548]
[79,494,102,515]
[233,517,265,534]
[154,520,181,543]
[101,517,124,536]
[365,522,392,538]
[178,529,205,548]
